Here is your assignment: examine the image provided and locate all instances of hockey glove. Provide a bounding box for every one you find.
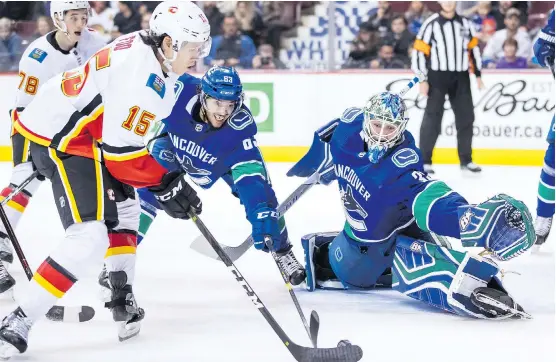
[248,205,280,251]
[149,170,202,220]
[533,39,554,68]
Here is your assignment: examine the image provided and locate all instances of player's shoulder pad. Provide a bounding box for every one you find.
[145,73,166,99]
[174,73,200,100]
[340,107,364,124]
[390,132,420,168]
[227,105,256,135]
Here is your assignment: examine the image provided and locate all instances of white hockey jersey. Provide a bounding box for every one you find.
[13,31,177,188]
[14,28,106,110]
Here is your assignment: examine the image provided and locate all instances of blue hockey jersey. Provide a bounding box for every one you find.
[140,73,279,219]
[325,107,467,243]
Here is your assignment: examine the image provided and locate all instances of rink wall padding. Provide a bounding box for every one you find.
[0,70,552,166]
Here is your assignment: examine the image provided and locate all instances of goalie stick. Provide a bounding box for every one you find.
[188,211,363,362]
[0,189,95,323]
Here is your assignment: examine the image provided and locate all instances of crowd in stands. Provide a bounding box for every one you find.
[342,1,551,70]
[0,1,552,72]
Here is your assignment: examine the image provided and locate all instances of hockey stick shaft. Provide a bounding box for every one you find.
[190,171,322,261]
[187,211,363,361]
[0,190,95,323]
[0,171,39,207]
[265,236,318,347]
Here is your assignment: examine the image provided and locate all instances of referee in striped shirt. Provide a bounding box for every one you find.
[411,1,484,174]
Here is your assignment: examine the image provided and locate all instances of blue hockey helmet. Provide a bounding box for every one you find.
[200,66,243,102]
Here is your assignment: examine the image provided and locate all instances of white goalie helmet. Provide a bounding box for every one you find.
[149,1,212,65]
[50,1,91,33]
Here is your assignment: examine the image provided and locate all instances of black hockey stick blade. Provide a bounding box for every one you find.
[309,310,320,348]
[45,305,95,322]
[290,342,363,362]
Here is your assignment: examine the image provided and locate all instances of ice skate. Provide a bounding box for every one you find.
[0,262,15,295]
[276,245,306,286]
[0,234,13,264]
[471,286,531,320]
[104,271,144,341]
[0,308,32,360]
[534,216,552,248]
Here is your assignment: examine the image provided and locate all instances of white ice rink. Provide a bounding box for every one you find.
[0,163,554,362]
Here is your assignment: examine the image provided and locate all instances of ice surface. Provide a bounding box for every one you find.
[0,163,554,362]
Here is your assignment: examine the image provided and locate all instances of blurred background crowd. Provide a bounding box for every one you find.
[0,1,553,72]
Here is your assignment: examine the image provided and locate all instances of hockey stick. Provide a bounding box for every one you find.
[187,210,363,362]
[0,201,95,323]
[264,236,320,348]
[190,170,325,261]
[0,171,39,207]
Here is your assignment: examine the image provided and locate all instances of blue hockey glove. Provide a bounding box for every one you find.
[248,205,280,251]
[533,39,554,68]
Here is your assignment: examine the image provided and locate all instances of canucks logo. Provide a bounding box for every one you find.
[340,185,368,231]
[176,153,212,186]
[459,208,474,231]
[29,48,47,63]
[146,73,166,98]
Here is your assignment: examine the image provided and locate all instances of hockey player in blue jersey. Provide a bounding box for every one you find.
[289,90,536,320]
[135,66,306,285]
[532,9,555,247]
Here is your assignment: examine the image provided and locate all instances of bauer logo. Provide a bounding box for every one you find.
[243,83,273,132]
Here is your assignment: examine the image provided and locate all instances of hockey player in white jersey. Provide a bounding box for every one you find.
[0,1,106,293]
[0,1,211,358]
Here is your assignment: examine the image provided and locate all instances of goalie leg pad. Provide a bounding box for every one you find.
[301,232,341,291]
[392,235,525,319]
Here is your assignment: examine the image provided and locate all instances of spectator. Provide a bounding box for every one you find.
[492,1,528,30]
[203,2,225,37]
[112,1,141,38]
[235,1,264,47]
[137,2,161,15]
[141,11,151,31]
[0,2,37,21]
[252,44,287,69]
[342,23,380,69]
[0,17,23,71]
[383,15,415,65]
[370,43,406,69]
[496,37,528,69]
[33,15,53,40]
[204,15,256,69]
[89,1,117,35]
[405,1,433,35]
[483,9,532,64]
[364,1,396,38]
[263,2,297,56]
[468,2,497,46]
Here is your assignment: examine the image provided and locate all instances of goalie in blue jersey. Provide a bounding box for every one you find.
[130,66,306,285]
[288,89,536,320]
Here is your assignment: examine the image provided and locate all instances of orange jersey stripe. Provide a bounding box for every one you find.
[105,154,167,188]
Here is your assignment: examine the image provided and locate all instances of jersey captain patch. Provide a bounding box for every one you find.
[28,48,48,63]
[146,73,166,99]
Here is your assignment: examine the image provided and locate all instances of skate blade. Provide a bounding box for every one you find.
[118,320,141,342]
[0,341,18,361]
[474,294,532,320]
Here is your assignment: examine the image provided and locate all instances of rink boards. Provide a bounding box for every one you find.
[0,70,552,166]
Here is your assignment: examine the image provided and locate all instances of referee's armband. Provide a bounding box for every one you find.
[413,39,431,56]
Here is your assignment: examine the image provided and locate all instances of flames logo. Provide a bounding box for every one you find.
[168,6,178,13]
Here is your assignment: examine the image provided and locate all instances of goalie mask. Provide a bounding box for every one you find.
[362,92,409,163]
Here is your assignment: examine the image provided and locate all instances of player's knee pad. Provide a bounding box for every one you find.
[393,236,513,319]
[48,221,109,281]
[458,194,535,260]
